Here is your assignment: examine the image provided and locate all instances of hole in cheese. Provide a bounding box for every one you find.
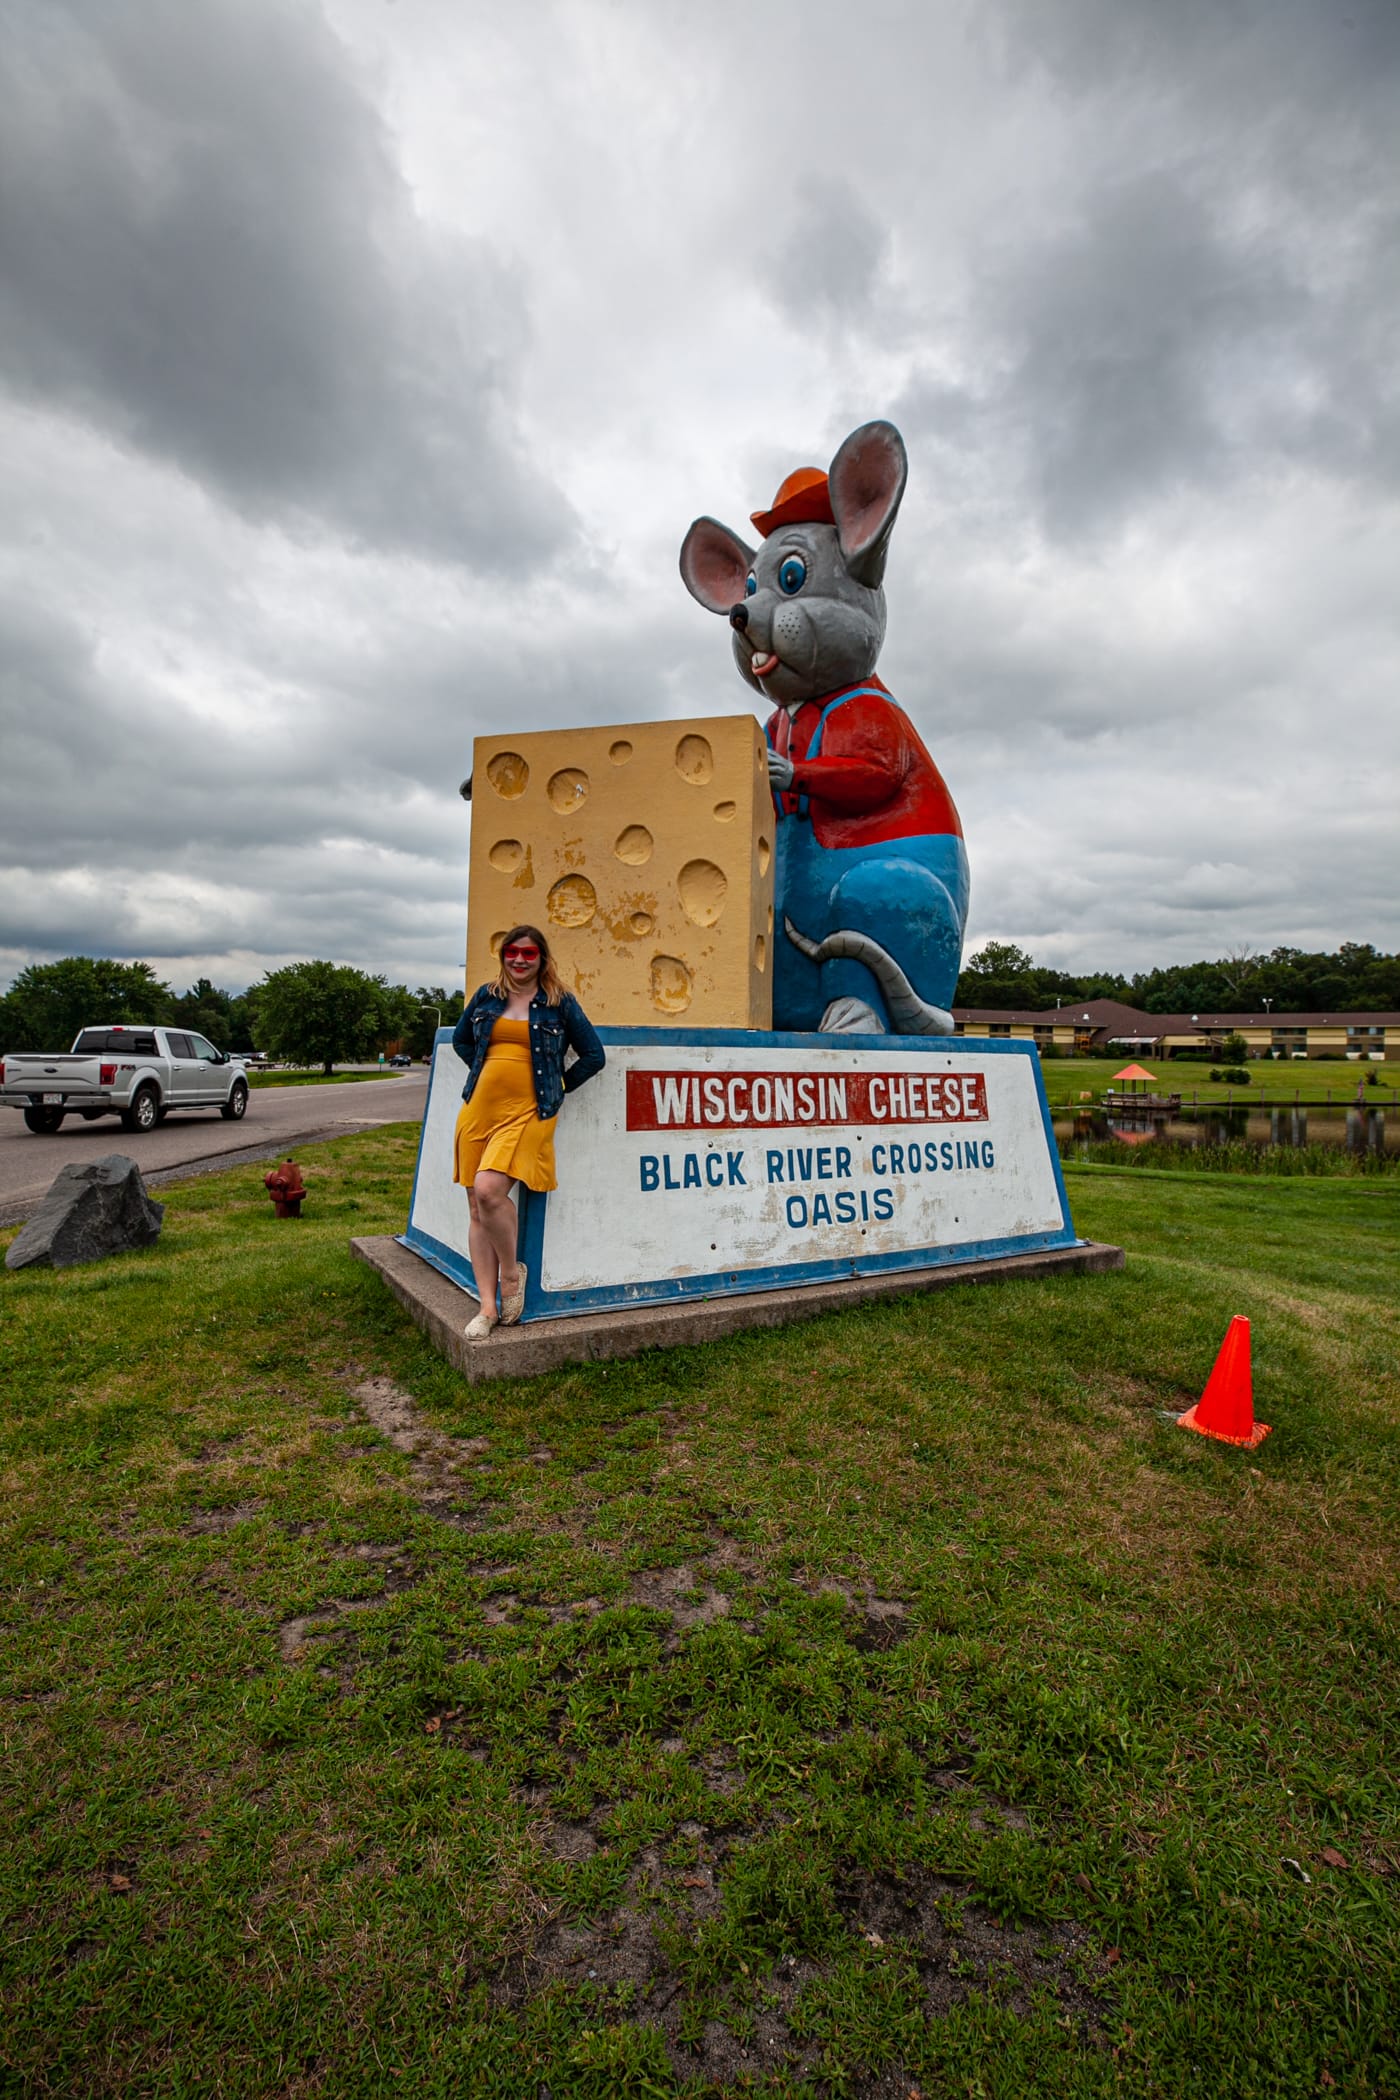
[678,859,727,927]
[486,752,528,798]
[674,734,714,784]
[650,955,693,1013]
[614,825,653,865]
[547,874,597,927]
[546,767,589,812]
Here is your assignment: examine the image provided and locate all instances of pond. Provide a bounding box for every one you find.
[1054,1106,1396,1159]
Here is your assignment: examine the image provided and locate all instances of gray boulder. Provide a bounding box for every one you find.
[5,1155,165,1271]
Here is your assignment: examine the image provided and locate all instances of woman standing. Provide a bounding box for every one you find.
[451,924,605,1340]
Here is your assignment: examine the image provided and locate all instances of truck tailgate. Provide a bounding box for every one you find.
[2,1056,106,1098]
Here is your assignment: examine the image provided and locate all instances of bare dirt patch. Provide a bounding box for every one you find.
[277,1598,387,1663]
[336,1366,495,1522]
[490,1832,1109,2092]
[184,1498,267,1534]
[836,1865,1103,2023]
[627,1564,731,1638]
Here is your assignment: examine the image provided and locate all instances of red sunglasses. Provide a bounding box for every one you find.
[502,943,540,963]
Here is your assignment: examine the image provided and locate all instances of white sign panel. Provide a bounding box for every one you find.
[404,1029,1077,1320]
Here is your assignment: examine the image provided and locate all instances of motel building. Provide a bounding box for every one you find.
[951,997,1400,1061]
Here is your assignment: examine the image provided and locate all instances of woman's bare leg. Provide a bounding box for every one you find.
[467,1186,503,1315]
[471,1171,520,1309]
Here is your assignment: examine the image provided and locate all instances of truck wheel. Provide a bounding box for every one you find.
[120,1085,160,1134]
[221,1079,249,1121]
[23,1106,66,1134]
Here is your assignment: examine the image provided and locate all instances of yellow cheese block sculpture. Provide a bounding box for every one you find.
[466,717,775,1029]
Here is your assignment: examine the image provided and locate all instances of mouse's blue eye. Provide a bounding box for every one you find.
[744,572,757,597]
[778,554,807,596]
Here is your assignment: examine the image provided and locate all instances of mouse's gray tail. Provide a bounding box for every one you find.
[783,917,956,1036]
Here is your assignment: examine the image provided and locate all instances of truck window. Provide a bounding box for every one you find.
[70,1029,160,1058]
[72,1029,160,1055]
[192,1035,223,1062]
[166,1033,196,1059]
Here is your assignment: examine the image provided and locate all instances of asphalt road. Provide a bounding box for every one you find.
[0,1071,429,1226]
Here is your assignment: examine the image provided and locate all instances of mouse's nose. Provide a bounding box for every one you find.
[729,603,748,632]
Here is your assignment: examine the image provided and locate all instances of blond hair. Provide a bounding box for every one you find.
[489,923,565,1006]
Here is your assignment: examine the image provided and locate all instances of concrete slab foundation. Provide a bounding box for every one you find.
[350,1233,1124,1385]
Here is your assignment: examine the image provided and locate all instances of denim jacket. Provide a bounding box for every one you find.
[451,984,606,1121]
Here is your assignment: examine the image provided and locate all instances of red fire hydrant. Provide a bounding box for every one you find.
[264,1157,307,1218]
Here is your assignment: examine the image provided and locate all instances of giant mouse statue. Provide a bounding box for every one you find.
[680,420,968,1035]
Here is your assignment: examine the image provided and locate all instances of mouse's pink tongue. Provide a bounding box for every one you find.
[752,651,780,678]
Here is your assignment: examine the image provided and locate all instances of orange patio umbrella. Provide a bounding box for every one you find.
[1108,1066,1158,1100]
[1112,1063,1157,1090]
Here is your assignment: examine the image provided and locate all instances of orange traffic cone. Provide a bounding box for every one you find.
[1177,1316,1271,1448]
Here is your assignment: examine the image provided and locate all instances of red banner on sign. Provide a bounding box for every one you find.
[625,1067,988,1133]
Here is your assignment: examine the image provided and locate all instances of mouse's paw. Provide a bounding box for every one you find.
[818,996,884,1034]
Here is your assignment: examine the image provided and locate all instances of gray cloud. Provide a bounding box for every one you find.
[767,177,890,334]
[976,0,1400,534]
[0,0,570,568]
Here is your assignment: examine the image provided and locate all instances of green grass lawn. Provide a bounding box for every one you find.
[2,1132,1397,2097]
[246,1069,405,1090]
[1038,1058,1398,1111]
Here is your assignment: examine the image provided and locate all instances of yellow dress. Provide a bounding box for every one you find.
[453,1018,558,1192]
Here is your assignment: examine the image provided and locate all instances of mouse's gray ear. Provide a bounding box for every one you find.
[829,421,907,589]
[680,517,755,614]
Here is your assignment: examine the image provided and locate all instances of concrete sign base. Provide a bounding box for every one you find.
[353,1231,1124,1386]
[402,1028,1086,1322]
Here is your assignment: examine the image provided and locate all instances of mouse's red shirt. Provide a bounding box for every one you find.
[767,677,962,850]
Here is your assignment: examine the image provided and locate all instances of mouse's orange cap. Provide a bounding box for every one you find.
[751,466,834,538]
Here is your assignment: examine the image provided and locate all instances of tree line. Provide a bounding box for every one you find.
[3,943,1395,1070]
[954,942,1400,1015]
[0,958,466,1074]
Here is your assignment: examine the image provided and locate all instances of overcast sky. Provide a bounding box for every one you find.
[2,0,1397,997]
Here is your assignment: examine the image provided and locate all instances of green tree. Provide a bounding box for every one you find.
[165,979,256,1053]
[169,977,237,1050]
[408,984,466,1060]
[248,962,416,1074]
[954,942,1127,1012]
[0,957,171,1053]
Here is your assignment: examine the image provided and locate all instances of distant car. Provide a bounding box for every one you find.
[388,1053,413,1068]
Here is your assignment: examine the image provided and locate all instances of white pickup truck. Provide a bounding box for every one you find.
[0,1024,251,1135]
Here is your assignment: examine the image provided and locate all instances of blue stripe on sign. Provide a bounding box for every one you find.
[399,1221,1083,1322]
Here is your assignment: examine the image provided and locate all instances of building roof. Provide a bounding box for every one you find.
[952,1000,1400,1032]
